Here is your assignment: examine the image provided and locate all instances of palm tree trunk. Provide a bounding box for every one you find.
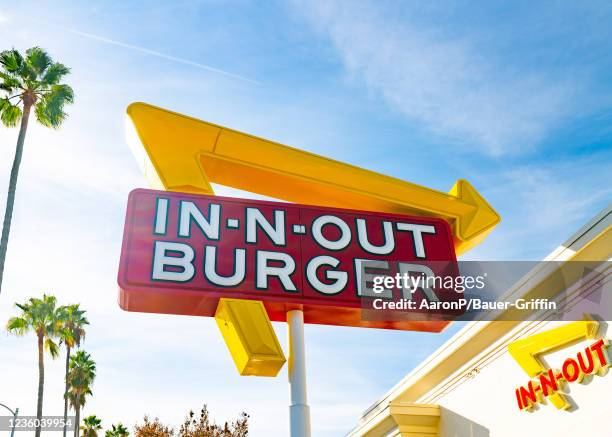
[73,401,80,437]
[35,331,44,437]
[0,103,31,294]
[63,345,71,437]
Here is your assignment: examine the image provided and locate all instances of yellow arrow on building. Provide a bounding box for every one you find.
[126,102,499,255]
[508,318,600,410]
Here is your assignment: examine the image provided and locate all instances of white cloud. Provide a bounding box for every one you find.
[293,0,578,156]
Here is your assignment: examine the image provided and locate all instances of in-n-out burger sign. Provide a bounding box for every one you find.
[118,189,460,330]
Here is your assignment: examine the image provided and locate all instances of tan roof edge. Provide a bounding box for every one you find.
[348,206,611,436]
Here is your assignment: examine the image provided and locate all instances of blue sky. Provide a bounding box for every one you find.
[0,1,611,435]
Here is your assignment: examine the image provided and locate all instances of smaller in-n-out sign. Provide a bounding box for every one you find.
[118,189,461,331]
[515,338,609,411]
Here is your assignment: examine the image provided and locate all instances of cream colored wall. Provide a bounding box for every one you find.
[438,407,489,437]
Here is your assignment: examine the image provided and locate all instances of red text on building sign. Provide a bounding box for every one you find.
[515,338,610,410]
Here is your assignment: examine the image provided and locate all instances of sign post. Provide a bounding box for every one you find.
[288,310,311,437]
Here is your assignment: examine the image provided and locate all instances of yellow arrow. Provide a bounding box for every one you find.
[126,102,500,254]
[508,319,600,410]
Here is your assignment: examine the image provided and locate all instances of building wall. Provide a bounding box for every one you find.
[349,208,611,437]
[436,320,611,437]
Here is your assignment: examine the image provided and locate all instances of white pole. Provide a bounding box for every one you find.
[287,309,311,437]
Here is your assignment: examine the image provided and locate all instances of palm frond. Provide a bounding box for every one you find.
[0,82,18,93]
[35,83,74,128]
[67,391,87,409]
[42,62,70,85]
[0,72,22,93]
[6,316,29,335]
[43,293,58,306]
[18,63,36,82]
[50,83,75,103]
[45,337,60,358]
[35,101,66,128]
[82,415,102,429]
[25,47,52,75]
[58,304,88,346]
[15,302,29,311]
[59,327,76,347]
[0,49,24,74]
[0,99,22,127]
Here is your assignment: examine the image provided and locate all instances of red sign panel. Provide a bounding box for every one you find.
[118,189,460,331]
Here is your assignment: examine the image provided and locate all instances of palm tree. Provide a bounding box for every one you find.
[59,304,89,437]
[66,350,96,437]
[81,415,103,437]
[0,47,74,294]
[105,423,130,437]
[6,294,62,437]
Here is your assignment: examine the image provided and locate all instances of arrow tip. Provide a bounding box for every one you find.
[450,179,501,243]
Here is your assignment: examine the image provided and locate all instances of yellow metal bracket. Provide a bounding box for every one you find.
[215,298,286,376]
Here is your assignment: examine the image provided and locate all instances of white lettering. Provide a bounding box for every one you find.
[356,219,395,254]
[311,215,351,250]
[356,259,392,298]
[306,255,347,294]
[396,223,436,258]
[246,208,286,245]
[152,241,195,282]
[179,201,221,239]
[203,246,246,286]
[154,198,169,235]
[256,250,297,291]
